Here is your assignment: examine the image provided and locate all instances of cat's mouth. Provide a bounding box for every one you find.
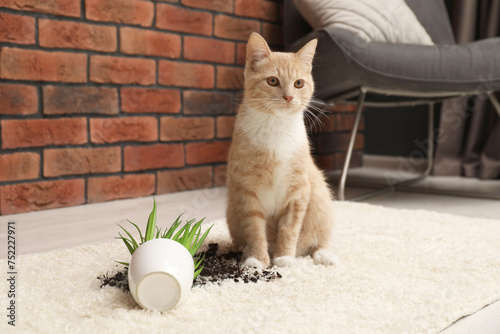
[279,101,300,112]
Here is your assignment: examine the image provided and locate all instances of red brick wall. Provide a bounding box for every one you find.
[0,0,362,215]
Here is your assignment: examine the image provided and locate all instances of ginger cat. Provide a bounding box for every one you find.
[226,33,337,269]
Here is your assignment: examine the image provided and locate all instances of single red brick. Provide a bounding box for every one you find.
[159,60,214,89]
[0,0,80,17]
[1,118,87,149]
[311,133,364,154]
[0,12,35,45]
[213,164,227,186]
[90,55,155,85]
[214,15,260,41]
[186,141,231,165]
[0,47,87,83]
[85,0,153,27]
[325,103,357,113]
[121,88,180,114]
[0,152,39,182]
[90,117,158,144]
[39,19,117,52]
[43,147,121,177]
[321,114,336,133]
[235,0,277,21]
[0,83,38,115]
[43,86,118,115]
[120,27,181,58]
[335,113,365,132]
[181,0,233,13]
[216,66,244,90]
[156,4,212,36]
[262,22,283,46]
[157,166,212,194]
[0,179,85,215]
[160,117,214,142]
[88,174,155,203]
[183,91,234,115]
[236,42,246,65]
[216,116,235,138]
[184,36,235,64]
[124,144,184,171]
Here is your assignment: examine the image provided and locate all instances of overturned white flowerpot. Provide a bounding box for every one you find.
[128,238,194,311]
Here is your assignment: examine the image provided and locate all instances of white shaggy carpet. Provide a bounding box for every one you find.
[1,202,500,334]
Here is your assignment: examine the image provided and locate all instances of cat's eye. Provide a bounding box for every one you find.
[294,79,304,88]
[267,76,279,86]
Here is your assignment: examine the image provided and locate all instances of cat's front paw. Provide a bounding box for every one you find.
[273,256,296,267]
[313,249,339,266]
[243,256,265,269]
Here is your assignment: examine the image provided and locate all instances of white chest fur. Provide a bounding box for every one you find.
[240,110,308,215]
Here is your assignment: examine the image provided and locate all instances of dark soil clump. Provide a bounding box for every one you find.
[98,243,281,291]
[98,270,129,292]
[193,243,281,286]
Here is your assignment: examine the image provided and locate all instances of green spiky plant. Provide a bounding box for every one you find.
[116,199,212,279]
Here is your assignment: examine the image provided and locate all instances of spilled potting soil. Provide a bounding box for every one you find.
[98,243,281,291]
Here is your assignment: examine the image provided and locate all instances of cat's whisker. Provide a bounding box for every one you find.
[304,101,331,124]
[302,105,326,133]
[303,111,317,133]
[306,102,328,115]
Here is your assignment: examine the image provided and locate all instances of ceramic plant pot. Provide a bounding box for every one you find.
[128,238,194,311]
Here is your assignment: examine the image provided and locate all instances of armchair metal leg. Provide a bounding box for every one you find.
[338,101,435,202]
[487,92,500,117]
[423,102,435,176]
[337,89,366,201]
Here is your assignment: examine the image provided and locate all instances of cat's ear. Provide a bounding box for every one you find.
[296,39,317,68]
[246,33,271,63]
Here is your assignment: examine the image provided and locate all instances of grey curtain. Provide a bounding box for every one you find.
[433,0,500,179]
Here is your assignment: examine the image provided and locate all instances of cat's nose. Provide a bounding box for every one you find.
[283,95,294,103]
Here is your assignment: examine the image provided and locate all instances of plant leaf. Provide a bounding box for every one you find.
[145,198,157,241]
[193,254,204,270]
[127,219,144,244]
[191,219,206,251]
[190,224,213,256]
[172,221,190,241]
[118,232,136,255]
[163,214,183,239]
[178,222,192,247]
[193,255,205,279]
[115,260,129,266]
[117,224,139,250]
[193,267,203,279]
[188,218,206,253]
[186,219,201,252]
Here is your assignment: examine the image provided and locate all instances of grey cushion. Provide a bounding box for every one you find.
[284,0,500,101]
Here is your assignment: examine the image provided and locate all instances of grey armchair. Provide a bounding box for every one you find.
[284,0,500,200]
